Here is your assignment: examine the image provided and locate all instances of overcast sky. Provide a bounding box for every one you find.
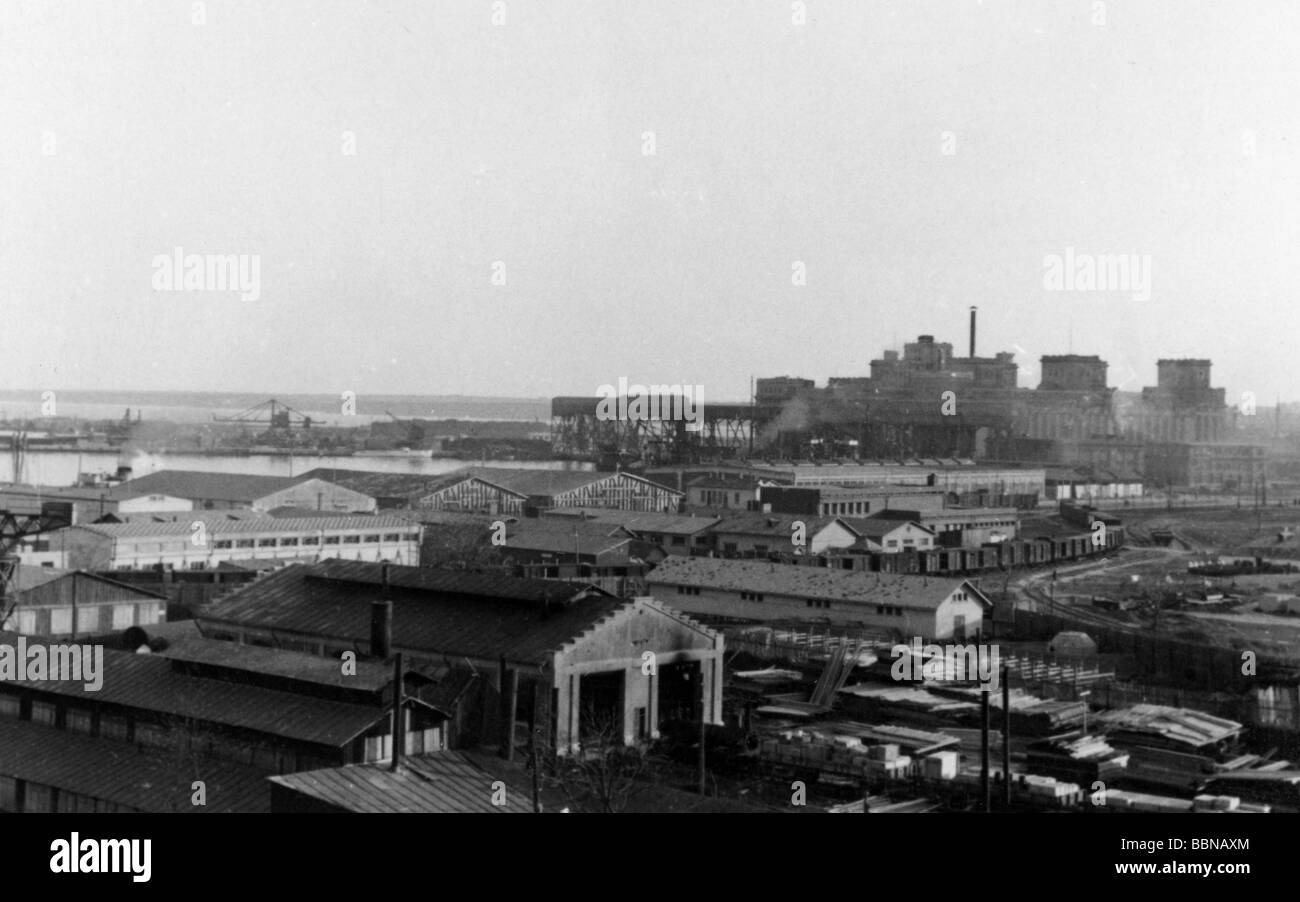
[3,0,1298,404]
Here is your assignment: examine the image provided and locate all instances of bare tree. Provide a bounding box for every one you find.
[545,711,653,813]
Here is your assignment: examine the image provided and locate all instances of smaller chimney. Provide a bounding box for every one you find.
[390,652,404,771]
[969,306,977,358]
[370,599,392,658]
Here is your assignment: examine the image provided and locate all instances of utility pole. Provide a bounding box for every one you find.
[390,652,404,772]
[980,688,991,813]
[1001,664,1011,808]
[529,703,541,813]
[748,375,755,458]
[697,690,707,796]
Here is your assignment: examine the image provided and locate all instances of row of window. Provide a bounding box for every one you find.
[741,591,764,602]
[15,603,152,636]
[675,585,701,596]
[0,777,135,813]
[5,694,322,773]
[806,599,831,609]
[876,605,904,616]
[133,532,419,553]
[820,501,871,515]
[205,530,413,551]
[648,535,690,546]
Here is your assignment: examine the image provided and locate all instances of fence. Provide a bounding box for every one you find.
[1011,605,1300,730]
[724,625,890,666]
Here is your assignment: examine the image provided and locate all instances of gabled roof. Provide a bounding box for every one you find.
[647,557,984,610]
[107,470,300,503]
[709,513,863,538]
[501,520,636,557]
[853,521,936,546]
[199,560,627,665]
[437,467,683,500]
[11,563,69,592]
[292,468,462,500]
[11,567,169,606]
[156,635,402,692]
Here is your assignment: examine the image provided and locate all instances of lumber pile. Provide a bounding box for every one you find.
[1026,734,1129,784]
[759,730,917,781]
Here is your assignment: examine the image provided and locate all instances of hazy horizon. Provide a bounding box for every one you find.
[4,1,1297,404]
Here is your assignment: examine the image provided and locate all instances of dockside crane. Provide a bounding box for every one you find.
[0,501,73,629]
[212,398,314,430]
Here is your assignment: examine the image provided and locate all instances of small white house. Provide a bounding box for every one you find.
[858,521,935,554]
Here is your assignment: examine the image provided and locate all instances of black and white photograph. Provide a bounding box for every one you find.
[0,0,1291,879]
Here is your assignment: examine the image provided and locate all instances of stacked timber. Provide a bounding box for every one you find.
[837,684,978,725]
[759,730,916,781]
[1026,734,1129,785]
[1099,705,1246,793]
[939,687,1087,735]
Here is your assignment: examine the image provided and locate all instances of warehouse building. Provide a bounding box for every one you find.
[107,469,377,513]
[646,556,990,640]
[198,560,724,756]
[855,521,936,554]
[496,518,664,596]
[1044,466,1144,502]
[756,484,947,518]
[708,513,862,557]
[0,629,441,776]
[17,513,421,570]
[541,510,722,557]
[2,565,167,637]
[0,718,270,812]
[685,475,763,511]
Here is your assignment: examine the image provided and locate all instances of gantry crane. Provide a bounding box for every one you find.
[212,399,313,430]
[0,501,73,629]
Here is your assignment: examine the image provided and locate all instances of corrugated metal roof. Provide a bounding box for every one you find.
[293,468,466,500]
[0,631,389,746]
[1097,704,1243,748]
[462,467,632,497]
[108,470,300,503]
[268,751,535,812]
[200,560,627,664]
[647,557,978,610]
[156,636,398,691]
[0,717,270,812]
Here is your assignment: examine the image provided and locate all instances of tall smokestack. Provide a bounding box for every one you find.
[969,306,977,358]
